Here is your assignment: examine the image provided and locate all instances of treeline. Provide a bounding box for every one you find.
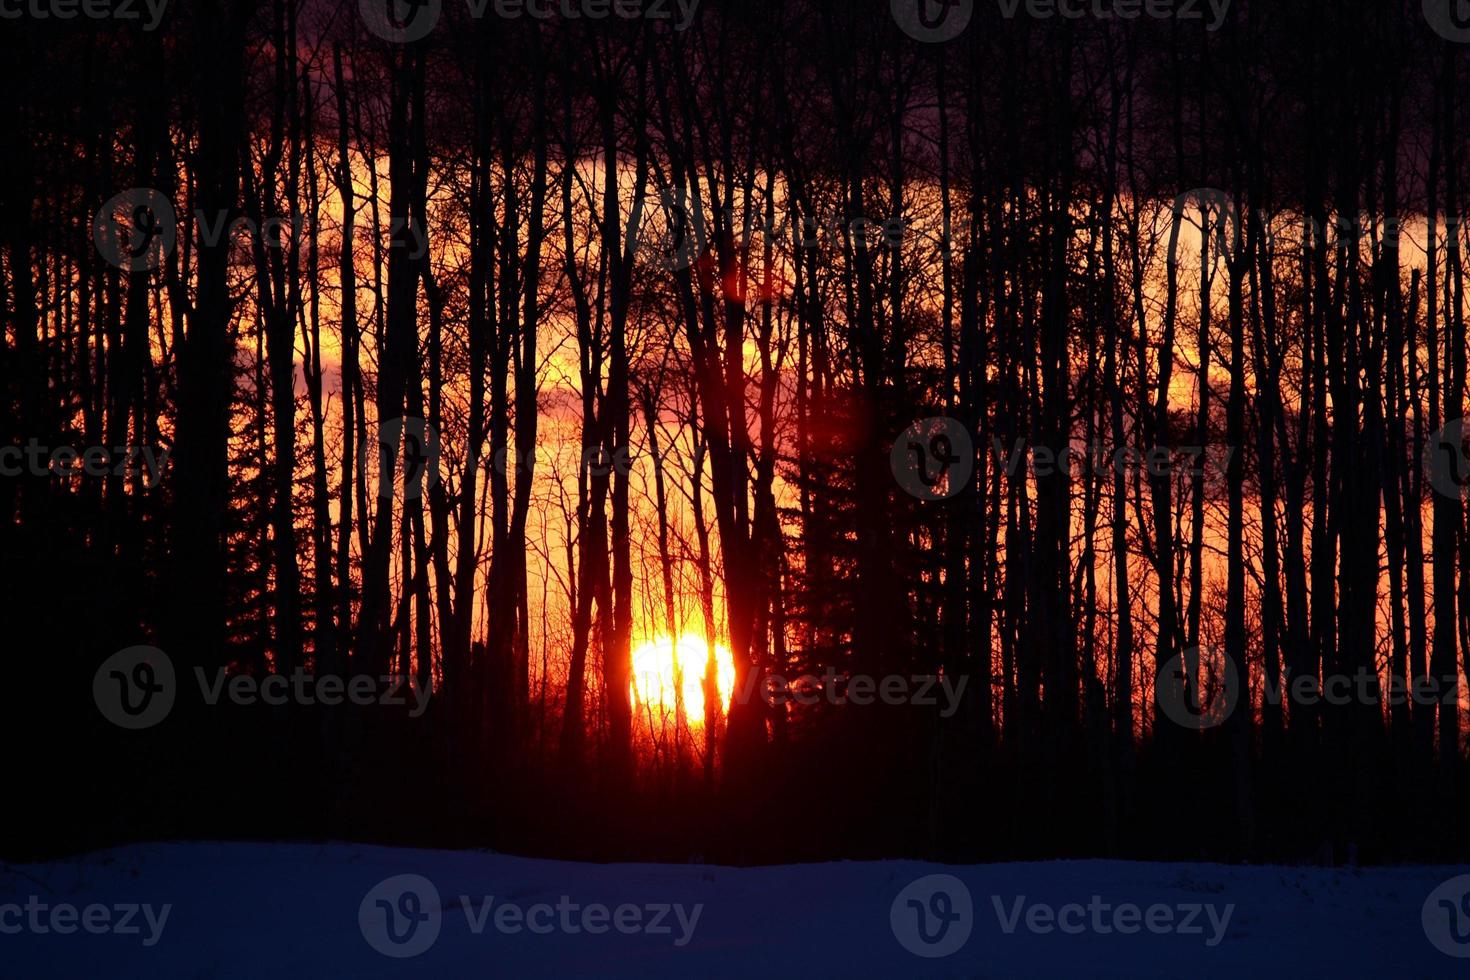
[3,0,1469,864]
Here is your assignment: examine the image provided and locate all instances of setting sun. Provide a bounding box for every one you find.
[630,636,736,725]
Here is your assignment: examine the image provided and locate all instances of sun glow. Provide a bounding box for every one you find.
[630,636,736,725]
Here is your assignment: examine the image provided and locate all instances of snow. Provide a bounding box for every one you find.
[2,842,1466,977]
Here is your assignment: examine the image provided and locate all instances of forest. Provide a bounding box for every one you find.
[4,0,1470,870]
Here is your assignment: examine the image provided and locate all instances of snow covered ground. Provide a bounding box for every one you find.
[3,842,1467,977]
